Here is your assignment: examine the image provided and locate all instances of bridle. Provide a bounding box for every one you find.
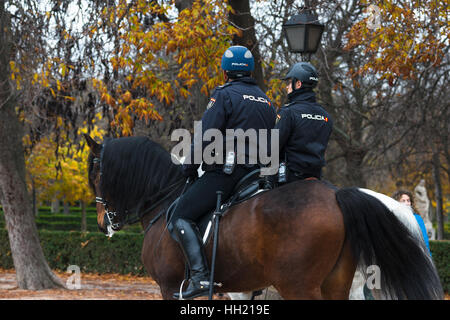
[92,155,122,232]
[92,154,185,235]
[95,196,121,231]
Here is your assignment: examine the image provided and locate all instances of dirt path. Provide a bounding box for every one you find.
[1,269,447,300]
[0,268,165,300]
[0,268,233,300]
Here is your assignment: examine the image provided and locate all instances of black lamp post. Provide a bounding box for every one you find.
[282,10,324,54]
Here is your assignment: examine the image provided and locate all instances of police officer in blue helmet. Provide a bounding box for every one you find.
[275,62,333,183]
[169,45,276,299]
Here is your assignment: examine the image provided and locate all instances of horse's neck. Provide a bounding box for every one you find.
[139,182,183,233]
[140,184,185,285]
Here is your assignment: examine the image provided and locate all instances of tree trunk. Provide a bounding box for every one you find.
[343,148,367,188]
[228,0,266,91]
[63,201,70,215]
[0,3,64,290]
[81,201,87,232]
[31,177,38,216]
[51,198,60,213]
[174,0,194,12]
[432,149,444,240]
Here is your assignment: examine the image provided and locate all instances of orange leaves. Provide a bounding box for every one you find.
[89,0,238,135]
[121,91,132,103]
[101,93,116,107]
[265,78,285,109]
[345,0,448,84]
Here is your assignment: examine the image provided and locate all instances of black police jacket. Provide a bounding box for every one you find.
[275,88,332,178]
[183,77,276,176]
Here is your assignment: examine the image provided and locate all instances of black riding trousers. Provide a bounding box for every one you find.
[171,166,251,223]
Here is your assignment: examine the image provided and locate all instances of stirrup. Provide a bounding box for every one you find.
[177,279,188,300]
[176,279,223,300]
[176,279,209,300]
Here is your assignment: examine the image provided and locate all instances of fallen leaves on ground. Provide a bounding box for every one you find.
[0,268,161,300]
[0,268,446,300]
[0,268,229,300]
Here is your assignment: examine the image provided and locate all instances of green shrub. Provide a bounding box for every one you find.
[35,222,100,232]
[430,240,450,293]
[0,229,146,275]
[0,208,142,234]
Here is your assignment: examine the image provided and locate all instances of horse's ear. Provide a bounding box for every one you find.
[84,134,101,156]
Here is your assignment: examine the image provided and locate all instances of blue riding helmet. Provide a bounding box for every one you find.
[221,45,255,72]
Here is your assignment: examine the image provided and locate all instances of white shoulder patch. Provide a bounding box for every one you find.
[206,98,216,109]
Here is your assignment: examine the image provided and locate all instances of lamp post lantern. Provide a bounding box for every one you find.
[282,10,324,54]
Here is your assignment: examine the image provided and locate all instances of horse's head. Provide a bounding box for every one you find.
[84,134,123,236]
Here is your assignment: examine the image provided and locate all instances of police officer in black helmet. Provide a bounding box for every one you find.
[276,62,332,183]
[169,45,276,299]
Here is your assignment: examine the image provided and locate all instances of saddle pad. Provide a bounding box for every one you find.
[166,187,269,245]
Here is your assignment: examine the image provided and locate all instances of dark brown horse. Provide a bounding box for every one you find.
[85,135,443,300]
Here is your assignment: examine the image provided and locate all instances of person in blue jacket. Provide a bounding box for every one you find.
[275,62,333,183]
[393,190,432,256]
[169,45,277,299]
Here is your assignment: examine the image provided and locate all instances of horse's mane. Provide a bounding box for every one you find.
[99,136,183,215]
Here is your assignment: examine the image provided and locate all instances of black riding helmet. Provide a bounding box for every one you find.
[283,62,319,89]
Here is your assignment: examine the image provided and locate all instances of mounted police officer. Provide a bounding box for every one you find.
[169,45,277,299]
[276,62,332,183]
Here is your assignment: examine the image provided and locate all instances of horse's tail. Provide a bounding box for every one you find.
[335,187,443,300]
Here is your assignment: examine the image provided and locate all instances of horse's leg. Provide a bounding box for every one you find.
[160,284,182,300]
[320,240,357,300]
[276,285,323,300]
[141,221,186,300]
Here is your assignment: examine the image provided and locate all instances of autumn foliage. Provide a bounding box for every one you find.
[25,122,105,206]
[92,0,238,136]
[345,0,448,85]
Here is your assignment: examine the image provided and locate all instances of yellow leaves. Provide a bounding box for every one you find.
[122,91,132,103]
[56,116,64,127]
[177,88,187,99]
[166,40,177,53]
[63,96,76,102]
[9,61,18,73]
[122,44,130,56]
[60,63,67,77]
[89,26,97,39]
[345,0,448,82]
[106,94,116,106]
[26,122,106,205]
[32,73,39,85]
[88,0,238,135]
[9,61,22,89]
[265,78,285,109]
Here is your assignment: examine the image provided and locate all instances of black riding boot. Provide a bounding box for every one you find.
[171,218,210,299]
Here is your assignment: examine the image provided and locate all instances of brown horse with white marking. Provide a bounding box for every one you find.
[85,135,443,300]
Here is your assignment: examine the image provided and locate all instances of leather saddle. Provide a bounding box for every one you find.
[166,169,272,243]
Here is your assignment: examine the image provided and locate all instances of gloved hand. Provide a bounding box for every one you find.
[182,164,198,180]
